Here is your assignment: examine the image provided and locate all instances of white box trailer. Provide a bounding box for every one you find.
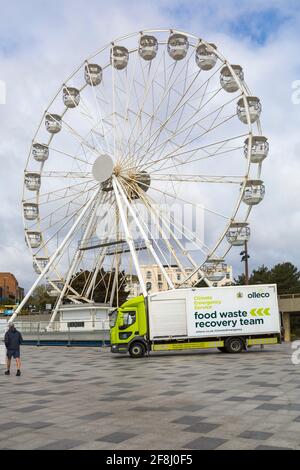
[148,285,281,341]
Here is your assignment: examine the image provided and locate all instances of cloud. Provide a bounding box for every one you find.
[0,0,299,291]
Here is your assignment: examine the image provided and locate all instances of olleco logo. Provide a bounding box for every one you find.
[248,292,270,299]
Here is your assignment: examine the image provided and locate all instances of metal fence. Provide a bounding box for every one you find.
[4,320,111,347]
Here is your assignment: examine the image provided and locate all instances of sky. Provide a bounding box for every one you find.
[0,0,300,291]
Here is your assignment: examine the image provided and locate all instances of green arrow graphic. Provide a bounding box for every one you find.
[264,308,270,316]
[250,308,257,317]
[256,308,264,317]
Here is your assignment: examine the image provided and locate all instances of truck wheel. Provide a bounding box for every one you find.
[225,337,244,354]
[129,342,146,358]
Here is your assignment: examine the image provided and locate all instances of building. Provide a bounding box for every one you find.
[0,273,25,303]
[126,264,233,297]
[278,293,300,342]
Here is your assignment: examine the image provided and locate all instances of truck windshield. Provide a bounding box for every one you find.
[109,310,118,328]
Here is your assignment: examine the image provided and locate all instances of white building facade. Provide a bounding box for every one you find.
[126,264,233,297]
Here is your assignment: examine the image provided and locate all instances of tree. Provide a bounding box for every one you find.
[270,262,300,294]
[68,269,130,307]
[235,262,300,295]
[235,265,270,286]
[25,285,55,311]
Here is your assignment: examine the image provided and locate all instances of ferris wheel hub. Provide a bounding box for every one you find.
[92,154,114,183]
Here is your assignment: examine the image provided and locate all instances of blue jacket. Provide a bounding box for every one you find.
[4,328,23,350]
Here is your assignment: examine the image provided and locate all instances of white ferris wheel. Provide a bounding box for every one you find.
[13,29,268,324]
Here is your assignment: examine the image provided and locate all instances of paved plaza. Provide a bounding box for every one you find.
[1,343,300,450]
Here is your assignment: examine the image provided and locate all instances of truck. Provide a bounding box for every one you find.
[109,284,281,358]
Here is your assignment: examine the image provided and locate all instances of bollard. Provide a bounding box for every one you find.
[67,326,71,347]
[37,322,40,347]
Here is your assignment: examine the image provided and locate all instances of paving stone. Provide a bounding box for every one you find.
[96,432,136,444]
[27,422,54,429]
[172,416,206,425]
[15,406,45,413]
[177,405,205,412]
[251,395,277,401]
[225,396,249,402]
[256,444,292,450]
[256,404,285,411]
[239,431,273,440]
[79,412,111,421]
[184,436,227,450]
[35,439,83,450]
[183,422,221,434]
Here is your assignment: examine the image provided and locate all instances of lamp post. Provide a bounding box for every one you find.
[240,241,250,285]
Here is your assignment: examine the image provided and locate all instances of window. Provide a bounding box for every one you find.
[109,310,118,328]
[147,271,152,279]
[158,283,163,291]
[158,274,162,281]
[146,282,152,291]
[177,274,181,281]
[123,311,136,328]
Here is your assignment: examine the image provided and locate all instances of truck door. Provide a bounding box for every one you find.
[118,309,138,342]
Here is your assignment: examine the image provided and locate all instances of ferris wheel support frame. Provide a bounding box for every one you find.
[114,177,175,290]
[10,190,100,323]
[48,191,103,328]
[112,178,148,297]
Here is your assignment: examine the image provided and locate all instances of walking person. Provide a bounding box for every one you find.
[4,323,23,376]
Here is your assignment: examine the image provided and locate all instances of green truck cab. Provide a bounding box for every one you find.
[109,296,148,358]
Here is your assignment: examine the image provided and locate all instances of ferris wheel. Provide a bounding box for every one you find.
[13,29,268,324]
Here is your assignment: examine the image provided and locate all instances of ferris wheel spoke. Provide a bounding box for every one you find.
[136,67,206,167]
[116,51,140,164]
[58,115,109,160]
[136,92,239,171]
[28,183,99,231]
[47,146,93,166]
[121,51,166,168]
[41,171,92,178]
[122,51,187,164]
[138,85,233,167]
[115,54,156,166]
[148,133,247,175]
[37,184,96,209]
[126,62,223,167]
[141,178,232,220]
[83,68,113,155]
[151,174,244,184]
[24,180,95,206]
[142,111,238,174]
